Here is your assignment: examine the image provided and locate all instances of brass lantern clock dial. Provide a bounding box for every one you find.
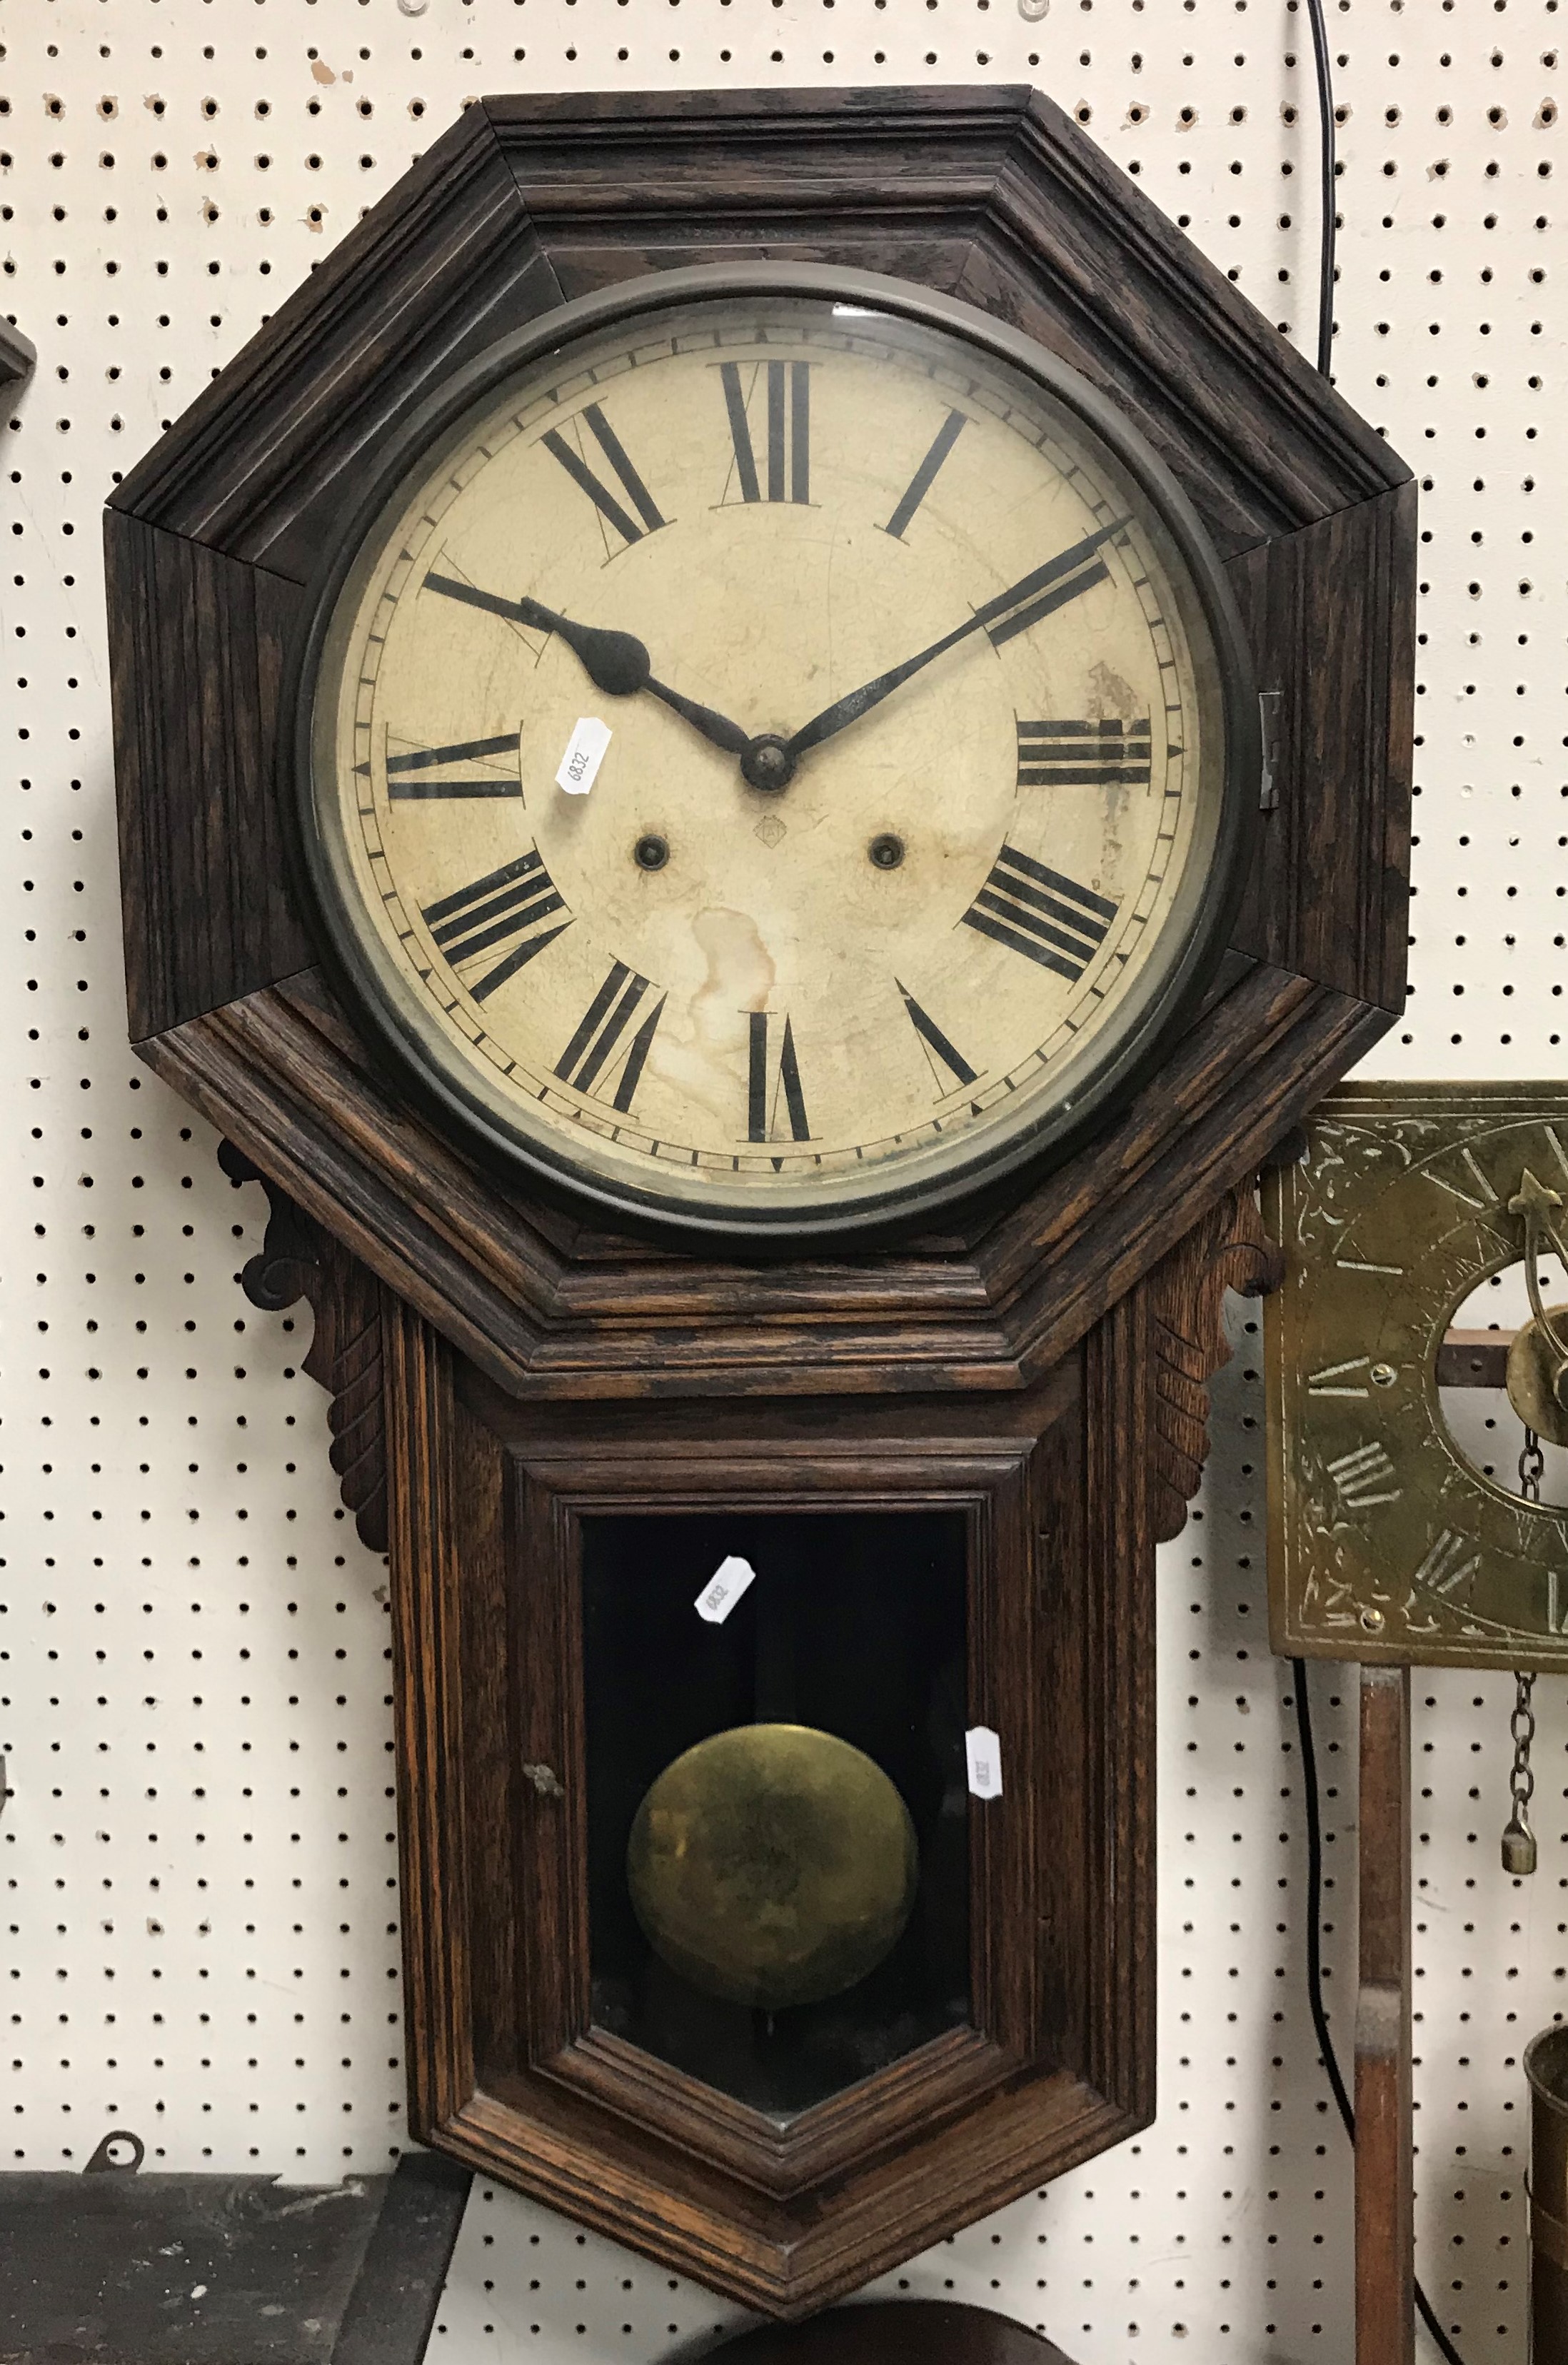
[292,266,1257,1244]
[1267,1084,1568,1669]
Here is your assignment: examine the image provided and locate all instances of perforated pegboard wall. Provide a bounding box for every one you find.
[0,4,1561,2360]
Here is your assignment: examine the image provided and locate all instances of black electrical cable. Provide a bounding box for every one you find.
[1302,0,1337,378]
[1293,14,1468,2360]
[1290,1657,1355,2138]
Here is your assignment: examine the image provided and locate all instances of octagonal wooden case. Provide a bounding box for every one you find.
[105,85,1413,2313]
[109,84,1412,1404]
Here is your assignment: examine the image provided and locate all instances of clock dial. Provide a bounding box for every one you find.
[301,279,1251,1237]
[1267,1088,1568,1669]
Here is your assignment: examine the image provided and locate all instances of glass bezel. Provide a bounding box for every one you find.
[286,261,1260,1249]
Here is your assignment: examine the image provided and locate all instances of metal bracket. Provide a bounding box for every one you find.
[1258,688,1283,811]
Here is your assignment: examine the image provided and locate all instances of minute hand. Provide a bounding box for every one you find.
[783,517,1129,763]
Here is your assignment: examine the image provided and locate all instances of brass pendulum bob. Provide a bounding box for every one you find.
[625,1722,920,2009]
[625,1557,920,2012]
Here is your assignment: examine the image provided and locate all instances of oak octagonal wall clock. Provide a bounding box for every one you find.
[106,89,1414,2316]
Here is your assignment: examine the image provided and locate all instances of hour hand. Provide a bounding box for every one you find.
[642,676,751,755]
[424,574,750,758]
[509,596,750,758]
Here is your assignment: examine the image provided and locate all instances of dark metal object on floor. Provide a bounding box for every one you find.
[713,2300,1079,2365]
[0,2147,471,2364]
[1527,2024,1568,2364]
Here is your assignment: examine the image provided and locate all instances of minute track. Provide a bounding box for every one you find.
[315,285,1230,1236]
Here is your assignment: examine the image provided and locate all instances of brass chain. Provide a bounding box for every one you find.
[1502,1426,1544,1874]
[1509,1671,1538,1821]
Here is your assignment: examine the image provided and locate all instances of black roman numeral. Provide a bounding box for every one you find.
[898,981,977,1093]
[1015,718,1152,789]
[541,402,667,547]
[421,850,571,1004]
[555,962,665,1113]
[960,844,1118,981]
[381,730,523,801]
[747,1011,810,1145]
[881,408,967,541]
[718,361,811,505]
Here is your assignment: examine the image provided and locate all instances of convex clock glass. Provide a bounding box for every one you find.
[296,269,1255,1241]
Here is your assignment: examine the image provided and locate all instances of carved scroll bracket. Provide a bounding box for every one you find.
[218,1140,388,1554]
[1148,1175,1285,1545]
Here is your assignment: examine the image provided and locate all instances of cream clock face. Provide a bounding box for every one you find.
[298,275,1251,1240]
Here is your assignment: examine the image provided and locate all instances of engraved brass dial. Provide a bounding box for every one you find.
[295,269,1254,1242]
[1267,1083,1568,1669]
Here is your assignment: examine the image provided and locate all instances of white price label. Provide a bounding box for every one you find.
[695,1555,756,1625]
[556,715,612,795]
[965,1726,1002,1800]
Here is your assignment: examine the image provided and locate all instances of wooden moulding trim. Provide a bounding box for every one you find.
[139,990,558,1324]
[142,962,1371,1397]
[486,83,1027,211]
[975,963,1321,1295]
[135,992,1025,1385]
[484,80,1031,127]
[1222,483,1416,1018]
[1147,1182,1284,1549]
[540,2026,1018,2203]
[146,972,1000,1330]
[109,106,553,558]
[108,515,313,1040]
[1373,478,1418,1020]
[454,1355,1080,1455]
[994,109,1409,531]
[511,1441,1034,1488]
[975,971,1386,1346]
[1081,1285,1157,2115]
[383,1299,476,2131]
[438,2072,1135,2316]
[1305,478,1414,1020]
[501,1435,1048,2196]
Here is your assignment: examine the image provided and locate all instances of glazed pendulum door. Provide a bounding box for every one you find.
[579,1509,971,2119]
